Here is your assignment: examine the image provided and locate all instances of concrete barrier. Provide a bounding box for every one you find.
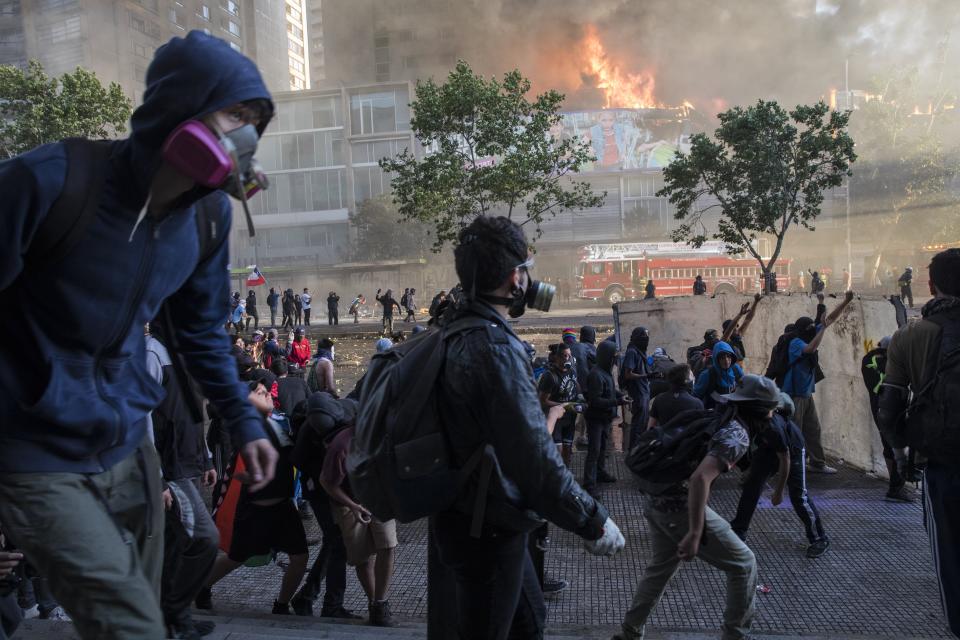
[613,294,900,473]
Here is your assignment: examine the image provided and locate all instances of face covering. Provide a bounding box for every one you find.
[217,123,268,238]
[506,264,555,318]
[630,328,649,353]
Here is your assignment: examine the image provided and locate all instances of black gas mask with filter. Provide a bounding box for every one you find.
[481,257,555,318]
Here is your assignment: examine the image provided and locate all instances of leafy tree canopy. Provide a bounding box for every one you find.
[0,60,132,158]
[658,100,856,283]
[380,60,604,251]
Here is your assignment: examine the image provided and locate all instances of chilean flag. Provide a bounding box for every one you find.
[245,265,266,287]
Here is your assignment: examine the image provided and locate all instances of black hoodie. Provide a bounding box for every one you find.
[585,340,622,421]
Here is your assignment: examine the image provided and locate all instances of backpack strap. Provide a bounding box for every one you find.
[25,138,112,269]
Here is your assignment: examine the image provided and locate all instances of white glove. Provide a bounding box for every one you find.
[584,517,625,557]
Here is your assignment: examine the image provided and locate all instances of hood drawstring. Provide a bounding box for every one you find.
[128,195,152,242]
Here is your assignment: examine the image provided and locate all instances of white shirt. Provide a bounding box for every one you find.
[301,293,312,310]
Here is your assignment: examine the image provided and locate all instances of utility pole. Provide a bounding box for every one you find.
[844,58,852,287]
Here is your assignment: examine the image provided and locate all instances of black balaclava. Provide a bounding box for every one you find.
[794,316,817,343]
[630,327,649,353]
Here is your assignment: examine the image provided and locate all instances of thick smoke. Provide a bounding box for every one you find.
[339,0,960,111]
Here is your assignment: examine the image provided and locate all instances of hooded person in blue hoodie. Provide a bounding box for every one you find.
[693,341,744,410]
[0,31,278,639]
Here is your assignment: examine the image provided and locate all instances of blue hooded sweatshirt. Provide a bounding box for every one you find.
[0,31,273,473]
[693,341,744,409]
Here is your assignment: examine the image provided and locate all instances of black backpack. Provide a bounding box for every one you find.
[764,332,797,387]
[347,315,501,533]
[625,405,735,495]
[905,310,960,462]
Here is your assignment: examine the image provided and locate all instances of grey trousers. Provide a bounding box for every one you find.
[792,395,826,467]
[0,439,165,639]
[621,506,756,640]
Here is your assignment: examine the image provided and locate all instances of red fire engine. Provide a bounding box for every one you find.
[575,242,792,304]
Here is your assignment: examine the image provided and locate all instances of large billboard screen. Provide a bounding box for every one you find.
[552,108,694,172]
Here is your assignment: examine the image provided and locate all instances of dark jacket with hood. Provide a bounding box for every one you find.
[437,299,607,538]
[585,340,622,421]
[292,391,348,484]
[693,341,744,409]
[0,31,272,473]
[570,325,597,390]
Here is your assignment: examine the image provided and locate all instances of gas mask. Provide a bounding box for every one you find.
[161,119,269,237]
[506,258,555,319]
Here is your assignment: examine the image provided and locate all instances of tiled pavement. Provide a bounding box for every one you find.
[208,451,952,639]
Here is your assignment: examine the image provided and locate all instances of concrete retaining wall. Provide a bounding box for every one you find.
[614,294,899,473]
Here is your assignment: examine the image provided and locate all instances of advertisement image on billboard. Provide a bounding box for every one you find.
[550,108,695,172]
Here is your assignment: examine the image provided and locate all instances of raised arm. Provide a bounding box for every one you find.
[737,294,762,337]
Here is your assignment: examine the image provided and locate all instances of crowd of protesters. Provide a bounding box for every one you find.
[1,26,957,640]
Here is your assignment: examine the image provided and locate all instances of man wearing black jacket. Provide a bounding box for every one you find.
[430,215,624,640]
[145,326,219,640]
[289,393,360,619]
[582,340,629,495]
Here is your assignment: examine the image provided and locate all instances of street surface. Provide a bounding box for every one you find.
[204,453,949,639]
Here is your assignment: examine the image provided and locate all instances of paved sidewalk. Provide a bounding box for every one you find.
[207,451,951,639]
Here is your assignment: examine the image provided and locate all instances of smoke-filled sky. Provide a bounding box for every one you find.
[358,0,960,112]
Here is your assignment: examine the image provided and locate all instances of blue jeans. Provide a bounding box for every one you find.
[924,461,960,637]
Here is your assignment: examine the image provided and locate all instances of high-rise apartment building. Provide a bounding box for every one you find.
[8,1,288,103]
[283,0,308,89]
[305,0,322,84]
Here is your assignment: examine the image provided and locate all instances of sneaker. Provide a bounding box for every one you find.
[320,606,363,620]
[368,600,396,627]
[39,606,71,622]
[21,604,39,620]
[194,587,212,610]
[597,471,617,483]
[542,578,568,595]
[885,485,914,503]
[291,594,314,616]
[808,464,838,474]
[806,538,831,558]
[272,600,291,615]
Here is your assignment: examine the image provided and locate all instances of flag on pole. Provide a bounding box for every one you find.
[245,265,266,287]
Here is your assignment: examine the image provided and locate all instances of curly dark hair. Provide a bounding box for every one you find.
[454,216,528,294]
[929,248,960,297]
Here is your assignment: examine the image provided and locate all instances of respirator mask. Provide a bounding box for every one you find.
[161,119,269,237]
[506,258,555,319]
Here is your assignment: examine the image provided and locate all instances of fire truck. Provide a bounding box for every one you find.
[575,242,792,304]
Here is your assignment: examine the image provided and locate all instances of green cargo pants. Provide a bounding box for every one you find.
[0,439,165,639]
[620,506,757,640]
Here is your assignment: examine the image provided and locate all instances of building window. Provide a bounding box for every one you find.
[132,0,157,13]
[290,75,304,90]
[132,42,149,58]
[286,3,300,21]
[38,0,78,10]
[38,15,81,45]
[287,22,302,39]
[227,19,239,36]
[373,32,388,48]
[226,0,238,16]
[0,1,19,16]
[229,41,241,52]
[290,59,304,73]
[349,88,409,135]
[288,39,303,55]
[129,13,161,39]
[200,4,209,20]
[168,9,181,26]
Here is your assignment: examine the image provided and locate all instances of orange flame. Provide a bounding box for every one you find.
[581,25,660,109]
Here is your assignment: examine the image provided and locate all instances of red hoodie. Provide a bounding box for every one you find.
[289,338,311,368]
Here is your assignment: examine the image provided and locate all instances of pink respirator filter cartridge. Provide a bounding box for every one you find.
[161,121,234,188]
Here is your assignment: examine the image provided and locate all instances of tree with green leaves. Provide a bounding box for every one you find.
[659,100,856,291]
[0,60,132,158]
[380,60,604,251]
[848,69,960,285]
[348,195,431,262]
